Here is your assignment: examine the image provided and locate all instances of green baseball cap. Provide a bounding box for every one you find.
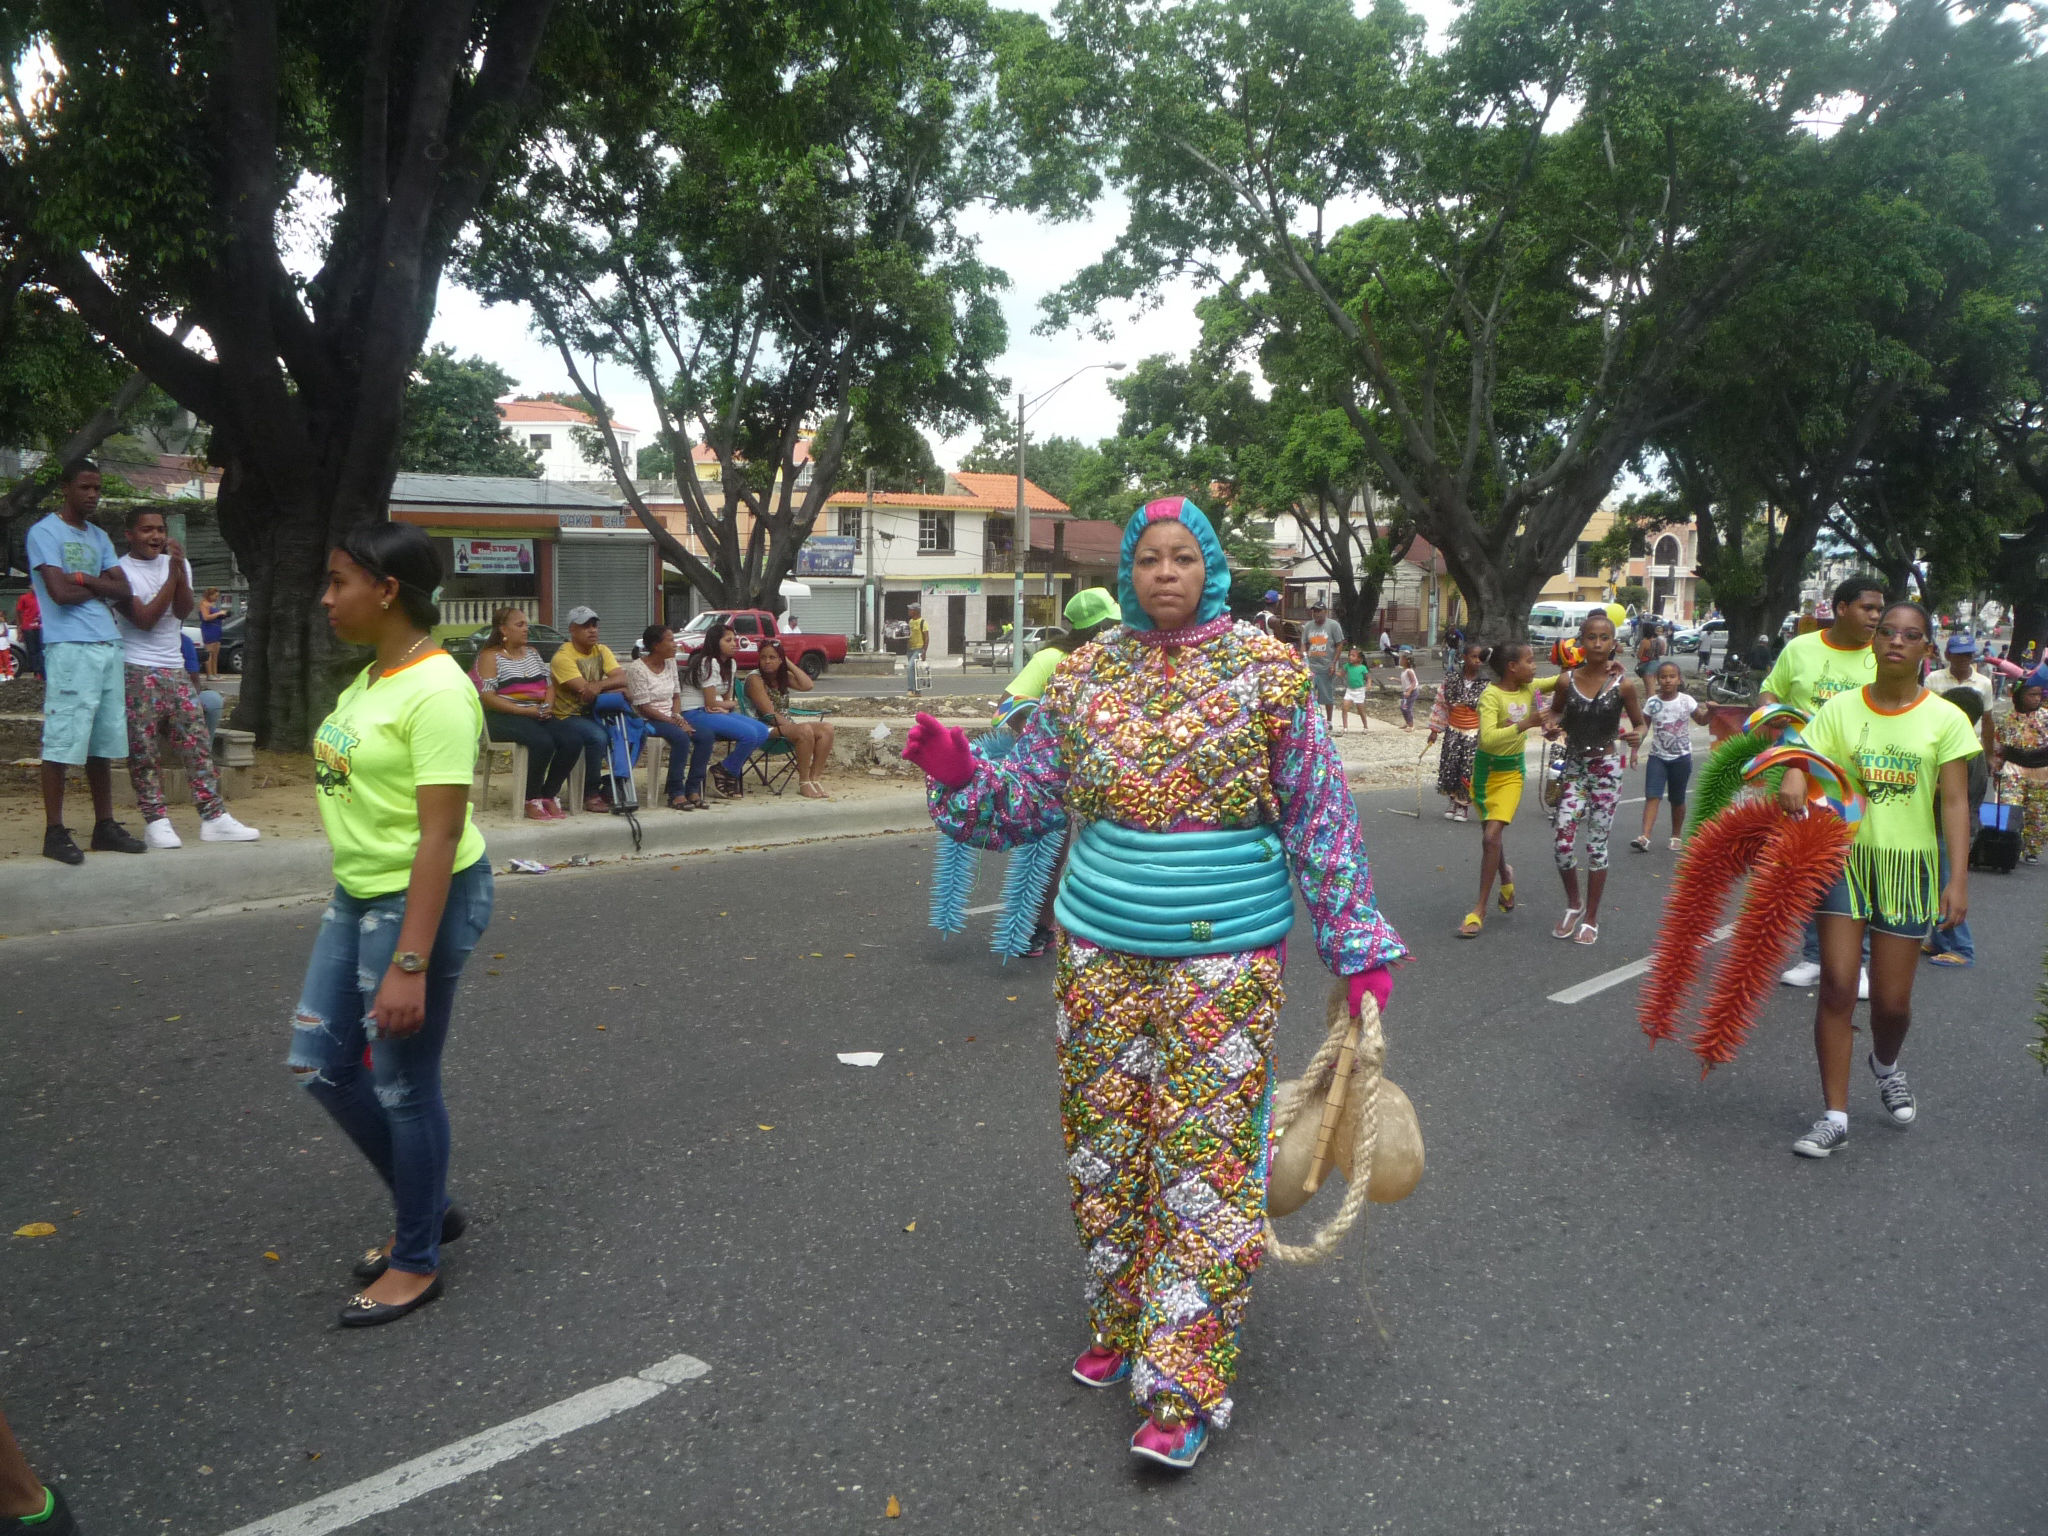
[1063,587,1121,629]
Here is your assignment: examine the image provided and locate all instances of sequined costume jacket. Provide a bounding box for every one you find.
[927,615,1407,977]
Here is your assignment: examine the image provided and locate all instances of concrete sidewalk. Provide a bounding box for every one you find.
[0,786,934,938]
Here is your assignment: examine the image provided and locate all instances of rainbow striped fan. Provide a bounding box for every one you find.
[1743,702,1809,739]
[1741,743,1864,828]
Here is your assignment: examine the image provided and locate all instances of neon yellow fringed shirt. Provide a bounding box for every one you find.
[1801,686,1980,922]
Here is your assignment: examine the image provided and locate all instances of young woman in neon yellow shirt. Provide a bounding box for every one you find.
[1776,600,1976,1160]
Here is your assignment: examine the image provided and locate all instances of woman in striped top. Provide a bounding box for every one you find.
[473,608,578,818]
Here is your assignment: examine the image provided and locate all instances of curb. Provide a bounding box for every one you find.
[0,789,934,939]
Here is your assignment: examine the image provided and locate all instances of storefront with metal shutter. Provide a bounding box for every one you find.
[787,583,859,636]
[555,534,656,638]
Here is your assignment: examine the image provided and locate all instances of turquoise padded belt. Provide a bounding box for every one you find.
[1056,821,1295,957]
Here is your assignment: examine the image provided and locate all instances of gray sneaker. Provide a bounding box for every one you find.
[1872,1059,1916,1125]
[1792,1117,1849,1159]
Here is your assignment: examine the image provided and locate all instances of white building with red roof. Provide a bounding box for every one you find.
[496,399,641,483]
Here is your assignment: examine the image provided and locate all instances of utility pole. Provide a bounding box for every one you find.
[1012,389,1027,680]
[864,467,877,653]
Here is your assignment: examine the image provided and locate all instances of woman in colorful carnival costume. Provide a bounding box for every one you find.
[1427,643,1490,820]
[1777,602,1977,1160]
[903,499,1407,1470]
[928,588,1123,959]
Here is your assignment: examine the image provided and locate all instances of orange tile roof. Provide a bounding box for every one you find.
[951,471,1069,513]
[497,399,640,433]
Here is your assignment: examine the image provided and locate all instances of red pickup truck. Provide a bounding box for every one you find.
[676,609,849,677]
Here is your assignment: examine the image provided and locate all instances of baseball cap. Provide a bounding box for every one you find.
[566,605,599,625]
[1063,587,1121,629]
[1263,589,1280,602]
[1310,597,1328,610]
[1945,632,1977,655]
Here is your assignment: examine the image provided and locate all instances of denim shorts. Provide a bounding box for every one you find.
[1816,871,1933,941]
[1644,753,1692,804]
[42,640,128,764]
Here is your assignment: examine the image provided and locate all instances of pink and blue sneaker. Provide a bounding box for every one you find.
[1130,1416,1209,1470]
[1070,1344,1131,1388]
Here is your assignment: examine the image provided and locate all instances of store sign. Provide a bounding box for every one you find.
[556,512,630,529]
[451,537,534,575]
[923,579,980,595]
[796,535,859,577]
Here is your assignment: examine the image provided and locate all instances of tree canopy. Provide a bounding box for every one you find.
[397,347,540,478]
[469,0,1017,610]
[998,0,2048,641]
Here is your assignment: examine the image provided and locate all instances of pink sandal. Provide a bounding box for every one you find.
[1071,1345,1131,1388]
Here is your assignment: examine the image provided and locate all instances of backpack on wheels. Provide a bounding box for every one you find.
[1971,778,2021,873]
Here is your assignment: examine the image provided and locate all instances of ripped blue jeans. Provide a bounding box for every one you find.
[287,858,494,1275]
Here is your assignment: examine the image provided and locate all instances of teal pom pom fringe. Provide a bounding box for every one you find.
[992,830,1064,960]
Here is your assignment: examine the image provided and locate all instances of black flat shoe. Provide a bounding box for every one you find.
[339,1274,443,1328]
[351,1203,468,1282]
[2,1484,79,1534]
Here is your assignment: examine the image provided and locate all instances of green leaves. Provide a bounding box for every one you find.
[396,348,542,478]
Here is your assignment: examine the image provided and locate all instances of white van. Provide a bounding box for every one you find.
[1527,601,1615,648]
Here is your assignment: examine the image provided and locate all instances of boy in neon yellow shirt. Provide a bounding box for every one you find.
[1764,576,1885,986]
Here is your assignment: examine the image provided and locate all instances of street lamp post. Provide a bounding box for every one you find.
[1013,362,1125,678]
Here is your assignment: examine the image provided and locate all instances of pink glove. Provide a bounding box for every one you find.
[903,712,975,789]
[1348,968,1393,1018]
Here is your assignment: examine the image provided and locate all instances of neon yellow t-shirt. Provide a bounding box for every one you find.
[1801,686,1979,922]
[314,652,488,898]
[1007,644,1064,702]
[1761,630,1875,713]
[1477,683,1542,758]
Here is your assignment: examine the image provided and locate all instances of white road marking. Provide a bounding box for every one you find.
[218,1353,710,1536]
[1546,924,1735,1005]
[963,901,1004,915]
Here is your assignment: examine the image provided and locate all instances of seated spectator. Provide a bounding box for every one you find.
[549,605,629,811]
[475,606,578,819]
[679,620,771,800]
[181,635,223,743]
[743,640,836,799]
[624,625,709,810]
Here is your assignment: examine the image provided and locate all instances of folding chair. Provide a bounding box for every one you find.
[733,678,823,798]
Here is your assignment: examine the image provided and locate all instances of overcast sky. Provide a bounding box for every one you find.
[425,0,1462,474]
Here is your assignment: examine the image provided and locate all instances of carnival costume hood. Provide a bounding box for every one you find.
[1118,497,1232,633]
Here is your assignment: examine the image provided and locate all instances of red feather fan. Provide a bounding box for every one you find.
[1639,800,1855,1073]
[1638,800,1782,1046]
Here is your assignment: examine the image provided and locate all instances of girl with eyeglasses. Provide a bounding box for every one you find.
[1775,601,1978,1160]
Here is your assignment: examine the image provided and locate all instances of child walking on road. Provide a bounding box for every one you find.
[1632,661,1708,852]
[1399,649,1419,730]
[1459,643,1555,937]
[1338,647,1370,733]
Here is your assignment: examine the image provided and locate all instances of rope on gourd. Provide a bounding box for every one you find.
[1264,993,1383,1267]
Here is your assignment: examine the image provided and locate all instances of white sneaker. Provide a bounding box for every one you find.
[143,818,182,850]
[1857,967,1870,1001]
[199,812,261,842]
[1780,961,1822,988]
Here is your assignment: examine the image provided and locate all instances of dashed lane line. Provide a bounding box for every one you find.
[217,1353,710,1536]
[1546,924,1735,1005]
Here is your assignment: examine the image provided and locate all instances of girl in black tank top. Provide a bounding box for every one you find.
[1542,612,1645,945]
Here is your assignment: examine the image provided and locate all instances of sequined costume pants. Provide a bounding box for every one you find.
[1553,749,1623,871]
[2002,771,2048,860]
[1054,935,1282,1430]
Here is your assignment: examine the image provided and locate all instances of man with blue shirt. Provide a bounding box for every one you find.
[28,460,146,864]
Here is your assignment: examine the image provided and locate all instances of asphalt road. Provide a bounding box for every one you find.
[3,788,2045,1534]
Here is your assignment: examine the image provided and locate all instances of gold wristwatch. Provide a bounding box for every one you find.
[392,951,429,974]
